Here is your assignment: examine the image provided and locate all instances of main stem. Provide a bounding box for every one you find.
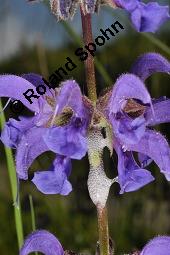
[97,206,110,255]
[80,7,97,103]
[80,7,110,255]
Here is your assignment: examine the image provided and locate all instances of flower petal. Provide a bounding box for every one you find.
[131,2,170,32]
[138,153,152,168]
[57,80,83,115]
[108,74,151,144]
[43,124,87,160]
[111,113,146,144]
[145,99,170,126]
[1,117,36,148]
[115,0,137,11]
[22,73,54,97]
[0,75,41,112]
[20,230,64,255]
[115,0,170,32]
[131,53,170,81]
[32,156,72,195]
[109,74,151,114]
[16,127,49,180]
[141,236,170,255]
[116,145,154,194]
[127,130,170,181]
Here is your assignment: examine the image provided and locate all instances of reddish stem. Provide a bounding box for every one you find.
[80,8,97,103]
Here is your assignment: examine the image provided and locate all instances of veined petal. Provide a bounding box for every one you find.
[22,73,46,87]
[22,73,55,98]
[131,53,170,81]
[16,127,49,180]
[114,0,137,11]
[43,124,87,160]
[1,117,36,148]
[141,236,170,255]
[0,75,41,112]
[115,0,170,32]
[1,119,22,148]
[145,99,170,126]
[116,145,154,194]
[138,153,152,168]
[127,130,170,181]
[108,74,152,144]
[111,113,146,144]
[32,156,72,195]
[20,230,64,255]
[130,2,170,32]
[57,80,83,115]
[109,74,151,114]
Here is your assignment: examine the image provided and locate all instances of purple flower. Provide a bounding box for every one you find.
[140,236,170,255]
[114,0,170,32]
[0,74,90,195]
[20,230,64,255]
[1,53,170,198]
[32,156,72,195]
[103,52,170,193]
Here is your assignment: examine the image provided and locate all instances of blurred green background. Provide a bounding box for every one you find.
[0,0,170,254]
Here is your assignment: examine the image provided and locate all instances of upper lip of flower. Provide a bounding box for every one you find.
[19,230,64,255]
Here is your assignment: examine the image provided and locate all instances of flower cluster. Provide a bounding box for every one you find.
[0,53,170,199]
[29,0,170,32]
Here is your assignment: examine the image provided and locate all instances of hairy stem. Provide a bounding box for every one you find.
[97,206,110,255]
[80,7,97,102]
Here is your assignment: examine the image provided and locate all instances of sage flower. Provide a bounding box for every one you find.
[114,0,170,32]
[0,74,91,195]
[104,53,170,194]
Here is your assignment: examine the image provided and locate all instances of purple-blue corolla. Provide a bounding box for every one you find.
[114,0,170,32]
[19,230,170,255]
[19,230,64,255]
[0,75,91,195]
[0,52,170,196]
[140,236,170,255]
[103,53,170,194]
